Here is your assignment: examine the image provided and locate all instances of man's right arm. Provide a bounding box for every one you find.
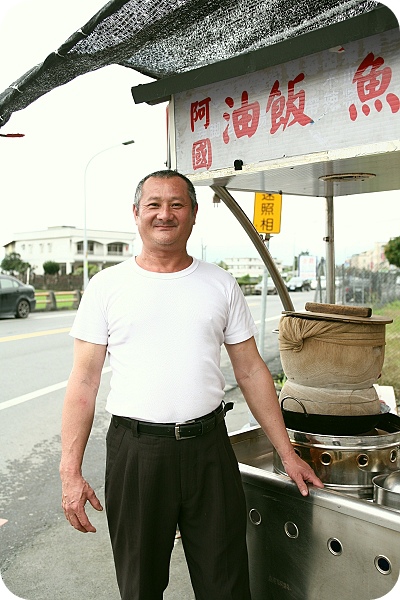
[59,338,107,533]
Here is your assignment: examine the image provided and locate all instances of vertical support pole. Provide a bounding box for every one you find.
[325,195,335,304]
[258,235,271,360]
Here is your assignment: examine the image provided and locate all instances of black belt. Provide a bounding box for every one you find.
[112,402,233,440]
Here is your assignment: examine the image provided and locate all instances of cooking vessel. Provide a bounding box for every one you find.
[280,396,394,435]
[373,471,400,511]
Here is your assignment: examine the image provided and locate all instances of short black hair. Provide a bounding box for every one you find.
[134,170,198,213]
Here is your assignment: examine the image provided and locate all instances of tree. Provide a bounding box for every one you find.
[216,260,228,270]
[43,260,60,275]
[1,252,30,276]
[385,237,400,268]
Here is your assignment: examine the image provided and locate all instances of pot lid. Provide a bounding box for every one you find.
[282,302,393,325]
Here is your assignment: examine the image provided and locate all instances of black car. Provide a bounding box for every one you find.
[0,274,36,318]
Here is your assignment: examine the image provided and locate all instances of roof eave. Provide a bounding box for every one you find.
[131,4,398,106]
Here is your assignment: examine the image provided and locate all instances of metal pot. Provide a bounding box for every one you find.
[274,420,400,499]
[373,471,400,511]
[281,396,382,435]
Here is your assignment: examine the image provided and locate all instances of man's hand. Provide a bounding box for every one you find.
[282,453,324,496]
[61,474,103,533]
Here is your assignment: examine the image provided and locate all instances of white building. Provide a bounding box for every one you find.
[3,226,135,275]
[223,256,282,279]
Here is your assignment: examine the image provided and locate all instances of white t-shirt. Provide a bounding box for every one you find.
[70,257,257,422]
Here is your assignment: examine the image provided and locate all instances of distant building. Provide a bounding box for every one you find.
[223,256,282,279]
[348,242,390,271]
[3,226,135,275]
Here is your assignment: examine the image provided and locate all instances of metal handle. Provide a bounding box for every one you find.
[280,396,309,416]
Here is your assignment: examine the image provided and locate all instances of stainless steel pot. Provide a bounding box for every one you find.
[373,471,400,511]
[274,422,400,499]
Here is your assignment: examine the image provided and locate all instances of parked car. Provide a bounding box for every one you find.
[0,274,36,318]
[344,277,371,303]
[286,277,311,292]
[310,276,326,290]
[254,280,277,295]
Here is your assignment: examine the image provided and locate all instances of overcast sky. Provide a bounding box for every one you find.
[0,0,399,269]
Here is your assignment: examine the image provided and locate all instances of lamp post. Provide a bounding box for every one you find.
[83,139,135,290]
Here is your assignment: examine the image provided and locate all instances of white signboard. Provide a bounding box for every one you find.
[298,255,317,279]
[173,29,400,175]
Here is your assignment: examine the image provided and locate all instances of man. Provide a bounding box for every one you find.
[60,169,323,600]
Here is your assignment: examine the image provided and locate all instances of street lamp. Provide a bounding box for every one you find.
[83,139,135,289]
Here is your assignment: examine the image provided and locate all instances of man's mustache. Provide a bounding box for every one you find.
[153,220,177,226]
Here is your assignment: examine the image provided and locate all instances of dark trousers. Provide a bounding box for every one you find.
[105,417,251,600]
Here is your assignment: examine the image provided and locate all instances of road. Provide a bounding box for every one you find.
[0,290,315,598]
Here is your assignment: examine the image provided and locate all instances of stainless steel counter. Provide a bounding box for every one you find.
[230,426,400,600]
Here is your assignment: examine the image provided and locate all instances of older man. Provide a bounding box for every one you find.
[60,169,323,600]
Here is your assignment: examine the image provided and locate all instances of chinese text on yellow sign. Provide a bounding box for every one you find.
[253,193,282,234]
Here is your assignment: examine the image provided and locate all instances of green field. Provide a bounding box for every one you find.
[374,301,400,405]
[34,290,80,310]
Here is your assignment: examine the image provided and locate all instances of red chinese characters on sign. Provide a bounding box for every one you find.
[192,138,212,171]
[349,52,400,120]
[190,96,213,170]
[266,73,313,134]
[223,91,260,144]
[190,97,211,132]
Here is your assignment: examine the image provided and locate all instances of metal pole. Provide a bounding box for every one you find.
[324,194,335,304]
[258,235,271,359]
[211,185,294,311]
[83,140,135,290]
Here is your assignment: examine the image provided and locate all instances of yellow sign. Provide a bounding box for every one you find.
[253,192,282,234]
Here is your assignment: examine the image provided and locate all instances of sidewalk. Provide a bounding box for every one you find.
[1,385,251,600]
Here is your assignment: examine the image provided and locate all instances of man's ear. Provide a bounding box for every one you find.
[133,203,139,219]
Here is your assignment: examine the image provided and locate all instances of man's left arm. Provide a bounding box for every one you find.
[225,336,324,496]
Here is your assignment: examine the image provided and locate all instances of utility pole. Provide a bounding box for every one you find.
[258,234,271,360]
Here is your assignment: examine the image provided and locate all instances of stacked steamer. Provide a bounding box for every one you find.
[278,302,393,433]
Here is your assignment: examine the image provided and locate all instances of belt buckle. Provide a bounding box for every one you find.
[175,420,196,441]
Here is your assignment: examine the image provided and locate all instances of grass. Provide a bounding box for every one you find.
[373,301,400,405]
[34,290,80,311]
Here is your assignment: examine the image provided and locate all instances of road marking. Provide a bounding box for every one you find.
[254,315,281,325]
[32,312,77,319]
[0,327,70,343]
[0,519,8,527]
[0,366,112,411]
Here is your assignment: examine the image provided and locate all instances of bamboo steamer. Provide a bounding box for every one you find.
[278,380,381,416]
[278,303,392,417]
[279,333,385,388]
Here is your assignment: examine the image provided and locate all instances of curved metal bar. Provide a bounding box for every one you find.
[211,185,294,311]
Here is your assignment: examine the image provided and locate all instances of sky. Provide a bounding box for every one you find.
[0,0,399,270]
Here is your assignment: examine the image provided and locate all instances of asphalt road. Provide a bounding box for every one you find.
[0,289,315,599]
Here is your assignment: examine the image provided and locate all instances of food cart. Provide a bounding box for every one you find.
[1,1,399,598]
[131,6,400,598]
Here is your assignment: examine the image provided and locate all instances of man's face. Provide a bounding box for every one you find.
[133,176,197,251]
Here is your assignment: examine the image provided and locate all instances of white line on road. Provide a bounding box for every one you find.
[0,366,112,411]
[32,312,77,320]
[254,314,281,325]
